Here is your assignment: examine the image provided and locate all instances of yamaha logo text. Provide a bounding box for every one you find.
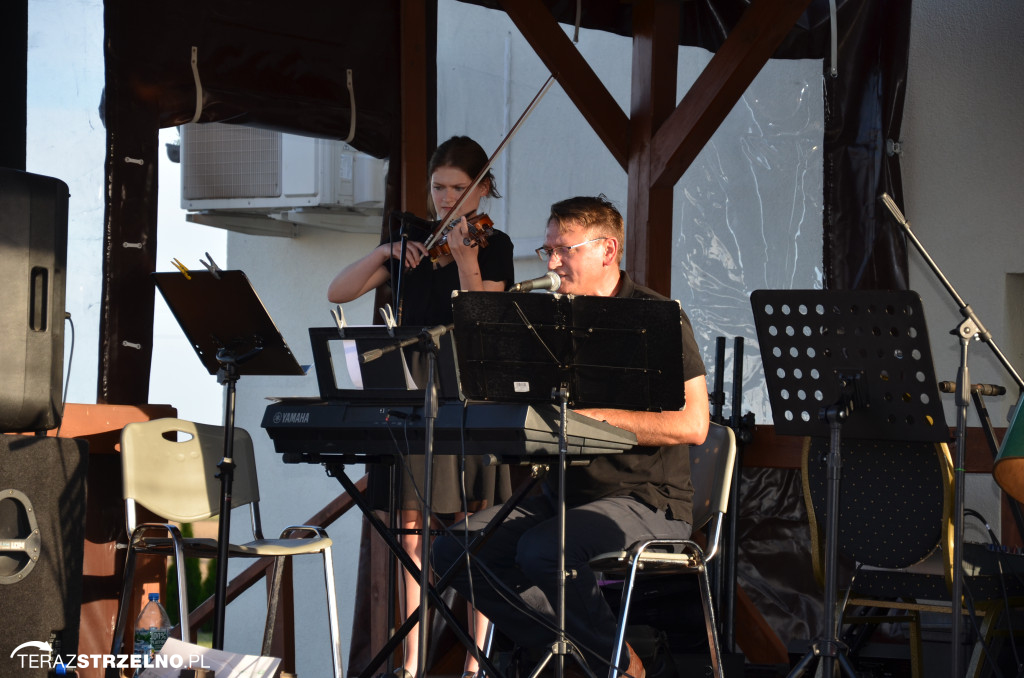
[272,411,310,424]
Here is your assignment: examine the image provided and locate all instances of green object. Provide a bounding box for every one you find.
[993,395,1024,503]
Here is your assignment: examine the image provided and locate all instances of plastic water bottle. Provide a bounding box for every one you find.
[134,592,172,671]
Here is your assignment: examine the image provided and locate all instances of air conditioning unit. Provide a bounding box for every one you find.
[180,122,387,236]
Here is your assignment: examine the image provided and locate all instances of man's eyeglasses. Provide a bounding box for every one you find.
[535,237,608,262]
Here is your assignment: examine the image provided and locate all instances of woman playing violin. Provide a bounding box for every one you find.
[328,135,514,678]
[328,135,512,316]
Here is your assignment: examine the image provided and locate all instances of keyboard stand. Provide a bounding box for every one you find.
[328,458,549,678]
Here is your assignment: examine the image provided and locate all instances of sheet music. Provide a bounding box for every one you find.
[142,637,281,677]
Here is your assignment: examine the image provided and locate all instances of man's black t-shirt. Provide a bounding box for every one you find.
[560,271,706,524]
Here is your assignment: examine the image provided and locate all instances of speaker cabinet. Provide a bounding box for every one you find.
[0,434,88,675]
[0,168,69,432]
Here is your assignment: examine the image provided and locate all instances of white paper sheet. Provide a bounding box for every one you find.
[140,637,282,678]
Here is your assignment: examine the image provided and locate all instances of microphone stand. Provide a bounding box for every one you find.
[394,231,409,326]
[389,211,432,327]
[880,194,1024,676]
[360,323,452,677]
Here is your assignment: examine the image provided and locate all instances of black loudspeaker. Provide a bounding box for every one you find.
[0,168,69,432]
[0,435,88,676]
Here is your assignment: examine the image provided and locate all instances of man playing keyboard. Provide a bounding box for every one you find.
[432,195,710,678]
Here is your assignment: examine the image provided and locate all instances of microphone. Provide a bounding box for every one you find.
[938,381,1006,396]
[359,323,452,364]
[508,271,561,293]
[879,192,909,226]
[358,348,384,364]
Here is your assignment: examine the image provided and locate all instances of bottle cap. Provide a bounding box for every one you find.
[149,592,159,601]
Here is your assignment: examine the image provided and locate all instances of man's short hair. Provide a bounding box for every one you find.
[548,195,624,263]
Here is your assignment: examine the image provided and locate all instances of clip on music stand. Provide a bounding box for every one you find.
[751,289,949,678]
[450,290,685,678]
[153,270,303,650]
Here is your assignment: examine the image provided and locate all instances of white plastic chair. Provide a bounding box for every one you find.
[590,421,738,678]
[110,417,343,677]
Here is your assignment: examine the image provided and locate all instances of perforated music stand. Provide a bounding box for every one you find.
[450,290,685,678]
[751,289,949,678]
[153,270,303,650]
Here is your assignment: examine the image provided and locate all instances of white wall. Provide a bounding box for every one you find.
[903,0,1024,542]
[222,227,377,670]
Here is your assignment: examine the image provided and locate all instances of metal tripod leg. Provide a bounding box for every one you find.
[526,387,598,678]
[788,411,857,678]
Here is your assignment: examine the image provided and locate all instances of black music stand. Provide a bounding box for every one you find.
[451,291,684,410]
[308,325,460,403]
[751,289,949,678]
[153,270,303,650]
[450,290,685,678]
[311,323,437,668]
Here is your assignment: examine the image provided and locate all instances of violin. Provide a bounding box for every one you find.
[425,213,495,261]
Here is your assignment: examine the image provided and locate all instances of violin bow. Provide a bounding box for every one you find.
[424,74,557,251]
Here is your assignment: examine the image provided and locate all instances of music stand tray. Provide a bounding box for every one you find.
[307,325,460,403]
[153,270,304,377]
[752,289,949,442]
[450,291,685,410]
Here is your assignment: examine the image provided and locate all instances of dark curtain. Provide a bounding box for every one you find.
[823,0,911,291]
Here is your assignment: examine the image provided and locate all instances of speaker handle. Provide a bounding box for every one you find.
[0,489,41,584]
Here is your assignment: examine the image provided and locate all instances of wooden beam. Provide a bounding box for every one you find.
[98,103,159,404]
[399,0,430,213]
[650,0,814,189]
[499,0,629,170]
[625,0,678,294]
[264,557,296,673]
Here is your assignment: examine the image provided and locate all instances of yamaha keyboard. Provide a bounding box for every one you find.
[262,398,638,463]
